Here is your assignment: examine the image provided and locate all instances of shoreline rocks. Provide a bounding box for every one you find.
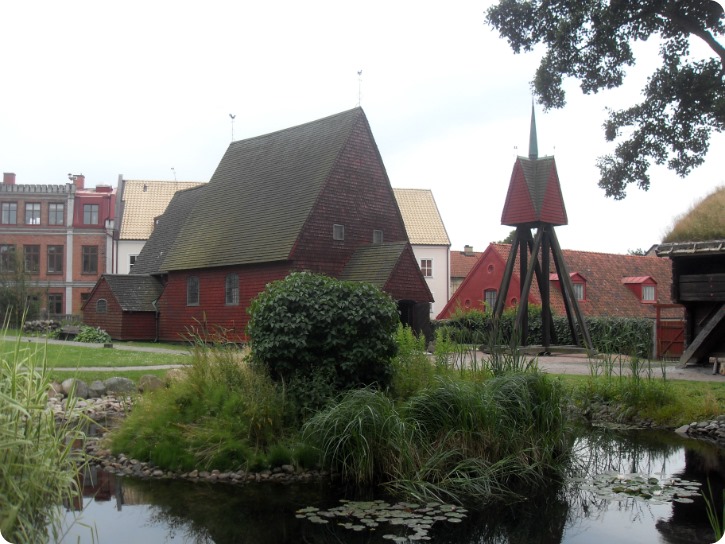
[51,388,724,489]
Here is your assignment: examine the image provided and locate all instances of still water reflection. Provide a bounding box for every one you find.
[56,428,725,544]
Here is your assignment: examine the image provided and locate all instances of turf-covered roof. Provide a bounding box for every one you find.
[161,108,366,272]
[102,275,163,312]
[661,185,725,244]
[339,242,408,288]
[131,184,207,275]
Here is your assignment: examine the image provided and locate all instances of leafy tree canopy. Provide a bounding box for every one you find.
[486,0,725,199]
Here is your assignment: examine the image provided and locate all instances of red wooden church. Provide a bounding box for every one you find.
[83,108,433,341]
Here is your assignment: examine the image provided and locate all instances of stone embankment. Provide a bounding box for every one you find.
[675,417,725,447]
[51,381,724,487]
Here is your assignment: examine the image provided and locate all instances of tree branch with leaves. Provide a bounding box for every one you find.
[486,0,725,199]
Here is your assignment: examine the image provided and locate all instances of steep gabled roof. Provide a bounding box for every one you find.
[102,275,163,311]
[119,180,206,240]
[393,188,450,246]
[339,242,409,287]
[161,108,366,271]
[131,184,207,275]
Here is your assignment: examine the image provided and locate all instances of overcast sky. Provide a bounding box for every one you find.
[1,1,723,254]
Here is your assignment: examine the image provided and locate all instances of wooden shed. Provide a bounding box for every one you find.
[656,240,725,365]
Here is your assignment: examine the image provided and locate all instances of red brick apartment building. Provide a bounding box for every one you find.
[0,172,115,317]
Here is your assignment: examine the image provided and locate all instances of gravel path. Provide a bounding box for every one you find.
[7,335,724,382]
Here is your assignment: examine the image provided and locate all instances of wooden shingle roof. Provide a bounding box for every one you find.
[393,188,450,246]
[339,242,408,288]
[131,184,207,275]
[500,156,568,226]
[161,108,366,272]
[119,180,206,240]
[102,275,163,312]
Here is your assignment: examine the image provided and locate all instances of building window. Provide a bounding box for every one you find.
[96,299,108,314]
[25,203,41,225]
[82,246,98,274]
[573,282,585,301]
[48,294,63,316]
[420,259,432,277]
[48,203,65,225]
[129,255,137,270]
[1,202,17,224]
[187,276,200,306]
[642,285,656,302]
[24,245,40,273]
[80,292,91,308]
[0,244,15,272]
[373,230,383,244]
[83,204,99,225]
[47,245,64,274]
[484,289,497,310]
[333,224,345,241]
[225,273,239,305]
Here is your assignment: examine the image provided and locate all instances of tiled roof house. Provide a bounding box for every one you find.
[83,108,433,341]
[112,179,206,274]
[450,246,482,295]
[393,188,451,316]
[438,243,677,320]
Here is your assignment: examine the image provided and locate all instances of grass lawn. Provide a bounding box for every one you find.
[0,338,189,369]
[556,373,725,425]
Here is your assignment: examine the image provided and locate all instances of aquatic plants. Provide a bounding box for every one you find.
[0,325,90,544]
[303,371,572,506]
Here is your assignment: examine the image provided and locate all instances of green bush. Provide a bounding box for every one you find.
[248,272,399,395]
[435,307,653,359]
[74,325,111,344]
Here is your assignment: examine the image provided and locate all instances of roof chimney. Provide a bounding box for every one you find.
[3,172,16,185]
[464,245,473,256]
[68,173,85,190]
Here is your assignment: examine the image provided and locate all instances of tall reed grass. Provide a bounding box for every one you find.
[0,325,90,544]
[303,371,571,506]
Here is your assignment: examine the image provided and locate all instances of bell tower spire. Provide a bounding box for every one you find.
[528,100,538,160]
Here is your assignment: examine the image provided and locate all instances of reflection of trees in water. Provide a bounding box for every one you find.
[566,427,725,544]
[72,429,723,544]
[657,442,725,544]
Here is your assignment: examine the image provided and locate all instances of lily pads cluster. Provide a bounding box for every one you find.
[574,471,702,505]
[296,499,467,542]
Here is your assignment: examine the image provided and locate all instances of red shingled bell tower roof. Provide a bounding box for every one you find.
[500,105,568,227]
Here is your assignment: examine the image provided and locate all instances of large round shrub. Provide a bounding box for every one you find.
[247,272,399,392]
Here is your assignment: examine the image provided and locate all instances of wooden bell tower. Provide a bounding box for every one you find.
[493,104,593,354]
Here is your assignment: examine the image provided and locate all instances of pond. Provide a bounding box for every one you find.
[54,428,725,544]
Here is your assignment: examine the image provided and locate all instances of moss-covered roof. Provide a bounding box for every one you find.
[131,185,207,275]
[161,108,365,271]
[103,275,163,311]
[339,242,407,288]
